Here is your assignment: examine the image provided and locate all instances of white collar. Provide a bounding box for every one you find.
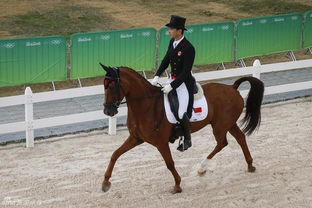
[173,36,184,47]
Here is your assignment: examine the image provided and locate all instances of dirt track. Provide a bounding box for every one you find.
[0,97,311,208]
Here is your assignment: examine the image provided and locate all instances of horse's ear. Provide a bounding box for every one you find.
[99,62,110,72]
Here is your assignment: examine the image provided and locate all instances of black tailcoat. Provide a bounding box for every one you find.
[155,37,196,118]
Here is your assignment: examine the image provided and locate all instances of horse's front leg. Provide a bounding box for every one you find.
[157,143,182,194]
[102,135,143,192]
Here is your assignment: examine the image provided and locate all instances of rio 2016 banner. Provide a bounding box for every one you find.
[70,27,157,79]
[236,13,303,59]
[0,36,67,87]
[304,11,312,49]
[0,11,311,88]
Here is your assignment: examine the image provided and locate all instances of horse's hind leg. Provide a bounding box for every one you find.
[229,123,256,172]
[102,135,143,192]
[198,126,228,175]
[157,144,182,194]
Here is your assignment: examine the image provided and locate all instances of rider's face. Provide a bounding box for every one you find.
[168,27,183,39]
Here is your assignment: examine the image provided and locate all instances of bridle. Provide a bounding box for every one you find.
[103,67,125,109]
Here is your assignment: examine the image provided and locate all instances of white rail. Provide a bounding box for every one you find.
[0,59,311,147]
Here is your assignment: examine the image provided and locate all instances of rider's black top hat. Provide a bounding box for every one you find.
[165,15,188,31]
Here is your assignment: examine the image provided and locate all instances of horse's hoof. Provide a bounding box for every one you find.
[170,186,182,194]
[102,181,111,192]
[198,169,207,176]
[248,166,256,173]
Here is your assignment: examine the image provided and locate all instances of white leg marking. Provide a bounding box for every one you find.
[198,158,210,174]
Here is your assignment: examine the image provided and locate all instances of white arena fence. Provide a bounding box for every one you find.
[0,59,312,148]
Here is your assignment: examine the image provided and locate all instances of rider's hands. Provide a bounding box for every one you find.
[151,76,159,86]
[161,84,173,94]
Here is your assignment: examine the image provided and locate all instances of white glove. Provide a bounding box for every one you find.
[151,76,159,86]
[161,84,173,94]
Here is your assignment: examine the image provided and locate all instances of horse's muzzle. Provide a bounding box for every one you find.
[103,106,118,117]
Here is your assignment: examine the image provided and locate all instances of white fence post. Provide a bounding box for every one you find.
[25,87,34,148]
[108,116,117,135]
[252,59,261,79]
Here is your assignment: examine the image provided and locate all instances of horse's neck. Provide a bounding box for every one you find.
[122,69,161,115]
[122,69,159,97]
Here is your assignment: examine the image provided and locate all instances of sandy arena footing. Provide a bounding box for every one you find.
[0,97,311,208]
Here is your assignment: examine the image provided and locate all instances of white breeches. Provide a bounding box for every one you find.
[166,78,189,120]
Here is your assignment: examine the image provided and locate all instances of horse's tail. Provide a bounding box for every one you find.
[233,77,264,136]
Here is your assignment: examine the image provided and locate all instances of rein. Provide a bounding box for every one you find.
[119,83,164,105]
[119,93,162,105]
[103,67,164,107]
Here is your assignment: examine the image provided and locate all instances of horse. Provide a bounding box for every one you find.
[100,63,264,194]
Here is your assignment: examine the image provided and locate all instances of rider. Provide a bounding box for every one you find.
[151,15,196,151]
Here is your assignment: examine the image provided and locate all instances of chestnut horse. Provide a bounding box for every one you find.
[100,63,264,194]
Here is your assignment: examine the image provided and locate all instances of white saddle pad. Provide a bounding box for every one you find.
[164,81,208,124]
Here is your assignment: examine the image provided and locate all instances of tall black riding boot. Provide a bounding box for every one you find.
[177,112,192,152]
